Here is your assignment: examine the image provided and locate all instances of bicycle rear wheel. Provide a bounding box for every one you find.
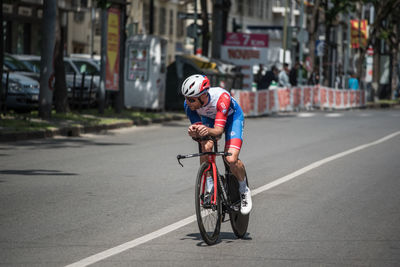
[195,162,222,245]
[227,171,249,238]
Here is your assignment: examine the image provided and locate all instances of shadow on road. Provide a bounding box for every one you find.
[183,232,252,246]
[0,169,77,176]
[0,138,133,150]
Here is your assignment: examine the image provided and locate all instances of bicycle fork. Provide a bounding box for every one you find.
[206,155,229,207]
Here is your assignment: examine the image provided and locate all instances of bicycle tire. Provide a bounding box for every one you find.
[227,170,249,238]
[195,162,222,245]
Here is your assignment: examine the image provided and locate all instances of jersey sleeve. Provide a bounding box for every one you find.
[184,101,202,125]
[214,92,231,128]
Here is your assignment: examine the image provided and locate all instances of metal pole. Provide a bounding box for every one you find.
[344,14,350,89]
[98,8,107,114]
[149,0,154,34]
[297,0,304,85]
[91,6,95,57]
[282,0,289,65]
[194,0,198,54]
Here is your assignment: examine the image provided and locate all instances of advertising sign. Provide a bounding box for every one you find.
[221,33,269,90]
[350,20,368,49]
[127,42,149,81]
[106,8,121,91]
[365,46,374,83]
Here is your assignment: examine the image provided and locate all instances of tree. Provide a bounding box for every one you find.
[39,0,57,119]
[306,0,321,77]
[359,0,400,99]
[0,2,4,113]
[322,0,356,86]
[53,10,69,113]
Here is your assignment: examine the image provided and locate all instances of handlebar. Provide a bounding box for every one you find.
[177,135,231,167]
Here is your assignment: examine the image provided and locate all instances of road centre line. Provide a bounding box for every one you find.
[66,130,400,267]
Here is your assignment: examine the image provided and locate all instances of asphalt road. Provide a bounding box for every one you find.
[1,109,400,266]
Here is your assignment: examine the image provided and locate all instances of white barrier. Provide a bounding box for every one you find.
[231,86,367,116]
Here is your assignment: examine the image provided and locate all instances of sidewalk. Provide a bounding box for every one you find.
[0,111,187,142]
[1,101,399,143]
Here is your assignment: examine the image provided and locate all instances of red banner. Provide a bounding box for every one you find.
[328,89,334,107]
[336,91,342,107]
[303,87,311,106]
[258,91,268,114]
[239,91,255,114]
[293,87,301,108]
[106,8,121,91]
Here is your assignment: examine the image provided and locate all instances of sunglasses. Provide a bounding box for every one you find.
[185,97,197,103]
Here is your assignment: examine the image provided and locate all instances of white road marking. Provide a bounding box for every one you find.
[65,130,400,267]
[325,113,344,117]
[297,112,316,118]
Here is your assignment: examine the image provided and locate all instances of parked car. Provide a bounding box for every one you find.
[2,70,40,111]
[4,54,40,81]
[70,53,100,68]
[13,54,99,106]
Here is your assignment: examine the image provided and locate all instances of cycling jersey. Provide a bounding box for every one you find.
[184,87,244,150]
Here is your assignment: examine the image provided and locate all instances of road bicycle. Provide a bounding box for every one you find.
[177,136,249,245]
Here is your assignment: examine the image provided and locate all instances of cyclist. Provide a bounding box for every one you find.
[182,74,252,215]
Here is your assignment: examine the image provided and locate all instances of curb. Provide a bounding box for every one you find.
[0,114,186,142]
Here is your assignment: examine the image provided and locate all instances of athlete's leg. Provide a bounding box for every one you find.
[225,148,245,182]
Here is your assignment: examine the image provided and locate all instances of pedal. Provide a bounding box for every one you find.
[230,203,240,212]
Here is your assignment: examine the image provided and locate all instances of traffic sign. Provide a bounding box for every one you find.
[316,40,325,57]
[186,23,202,39]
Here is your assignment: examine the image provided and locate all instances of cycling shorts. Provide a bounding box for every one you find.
[201,108,244,151]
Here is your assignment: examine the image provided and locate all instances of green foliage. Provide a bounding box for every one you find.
[324,0,356,24]
[96,0,112,9]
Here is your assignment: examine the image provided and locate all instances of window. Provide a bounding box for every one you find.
[72,61,99,75]
[64,62,76,75]
[143,3,149,34]
[248,0,254,17]
[176,12,184,38]
[265,1,270,19]
[159,7,166,35]
[257,0,263,18]
[237,0,244,14]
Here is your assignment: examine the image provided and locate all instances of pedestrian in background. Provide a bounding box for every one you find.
[254,64,264,89]
[279,63,290,87]
[289,62,300,86]
[258,65,279,90]
[308,69,320,85]
[349,72,359,90]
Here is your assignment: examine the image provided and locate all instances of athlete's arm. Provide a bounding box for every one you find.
[184,100,203,137]
[196,92,230,137]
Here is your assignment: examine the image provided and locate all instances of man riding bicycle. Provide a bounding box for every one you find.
[182,74,252,215]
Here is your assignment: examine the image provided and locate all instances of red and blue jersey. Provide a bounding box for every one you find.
[184,87,244,150]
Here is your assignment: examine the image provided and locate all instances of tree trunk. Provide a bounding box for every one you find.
[200,0,209,57]
[0,1,4,112]
[54,10,69,113]
[323,24,331,86]
[307,0,320,74]
[391,45,398,99]
[39,0,57,119]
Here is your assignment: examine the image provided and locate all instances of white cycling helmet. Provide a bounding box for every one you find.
[181,74,210,97]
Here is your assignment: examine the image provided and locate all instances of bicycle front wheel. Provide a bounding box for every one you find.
[195,162,222,245]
